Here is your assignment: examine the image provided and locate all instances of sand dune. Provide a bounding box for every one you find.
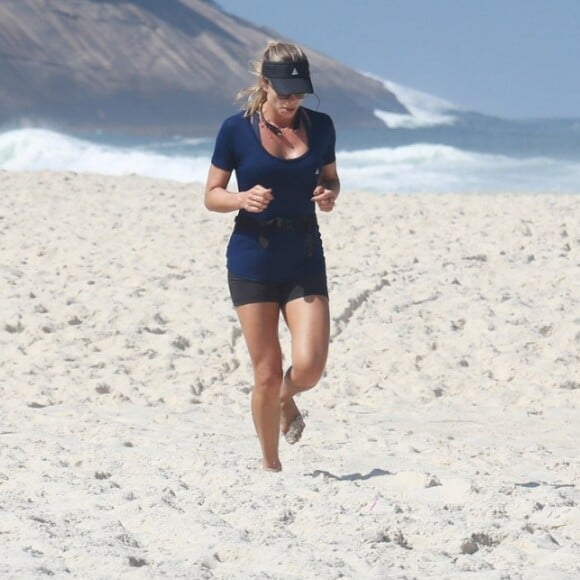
[1,170,578,578]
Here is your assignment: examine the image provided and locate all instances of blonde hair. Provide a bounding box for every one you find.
[237,41,309,117]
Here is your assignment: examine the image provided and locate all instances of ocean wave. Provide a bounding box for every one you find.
[2,128,579,194]
[338,144,580,193]
[0,128,211,183]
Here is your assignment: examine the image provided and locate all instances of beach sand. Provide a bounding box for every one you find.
[1,170,578,579]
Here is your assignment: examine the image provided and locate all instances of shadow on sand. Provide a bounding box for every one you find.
[305,468,391,481]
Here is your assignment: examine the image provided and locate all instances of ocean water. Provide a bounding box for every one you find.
[1,79,580,194]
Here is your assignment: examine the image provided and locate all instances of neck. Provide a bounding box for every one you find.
[260,106,301,134]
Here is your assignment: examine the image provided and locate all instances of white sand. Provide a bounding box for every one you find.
[1,170,579,579]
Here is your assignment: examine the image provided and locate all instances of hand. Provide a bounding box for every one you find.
[242,185,273,213]
[312,185,336,212]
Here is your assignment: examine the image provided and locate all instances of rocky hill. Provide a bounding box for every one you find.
[0,0,408,136]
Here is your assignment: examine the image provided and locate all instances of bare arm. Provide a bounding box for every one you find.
[204,164,273,213]
[312,162,341,212]
[204,164,241,213]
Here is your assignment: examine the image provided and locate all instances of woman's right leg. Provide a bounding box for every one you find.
[235,301,283,471]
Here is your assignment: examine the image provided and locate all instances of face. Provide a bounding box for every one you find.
[263,80,305,119]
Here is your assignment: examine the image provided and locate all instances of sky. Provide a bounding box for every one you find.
[216,0,580,120]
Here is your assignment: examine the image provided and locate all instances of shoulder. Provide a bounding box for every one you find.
[302,108,336,139]
[220,111,249,131]
[302,107,334,128]
[214,111,250,150]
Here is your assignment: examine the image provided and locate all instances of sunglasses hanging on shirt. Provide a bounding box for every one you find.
[256,108,303,137]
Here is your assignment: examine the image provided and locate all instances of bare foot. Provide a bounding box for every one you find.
[280,367,306,444]
[280,399,305,445]
[263,461,282,472]
[280,396,300,435]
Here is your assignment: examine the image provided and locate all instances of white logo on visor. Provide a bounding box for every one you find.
[291,67,299,76]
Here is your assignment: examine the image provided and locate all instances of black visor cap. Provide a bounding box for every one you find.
[261,61,314,96]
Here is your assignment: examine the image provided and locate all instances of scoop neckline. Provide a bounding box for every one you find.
[248,109,311,163]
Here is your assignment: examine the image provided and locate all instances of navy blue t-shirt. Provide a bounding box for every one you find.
[211,108,336,282]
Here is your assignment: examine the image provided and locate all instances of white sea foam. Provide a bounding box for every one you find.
[338,144,580,193]
[0,129,211,183]
[365,73,460,128]
[2,128,580,194]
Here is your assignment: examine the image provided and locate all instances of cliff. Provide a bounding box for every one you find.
[0,0,408,136]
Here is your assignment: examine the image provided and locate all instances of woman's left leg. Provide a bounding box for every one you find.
[280,295,330,435]
[235,302,284,470]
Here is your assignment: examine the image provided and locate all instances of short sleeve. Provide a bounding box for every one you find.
[322,116,336,166]
[211,117,236,171]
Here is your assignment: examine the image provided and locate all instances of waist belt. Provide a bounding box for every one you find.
[234,213,317,254]
[235,213,317,233]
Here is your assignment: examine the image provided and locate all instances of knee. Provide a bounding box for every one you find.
[290,358,326,389]
[253,364,283,395]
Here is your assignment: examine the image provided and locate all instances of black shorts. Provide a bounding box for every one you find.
[228,272,328,307]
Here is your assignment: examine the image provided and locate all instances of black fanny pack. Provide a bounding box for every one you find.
[234,213,317,233]
[234,213,317,253]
